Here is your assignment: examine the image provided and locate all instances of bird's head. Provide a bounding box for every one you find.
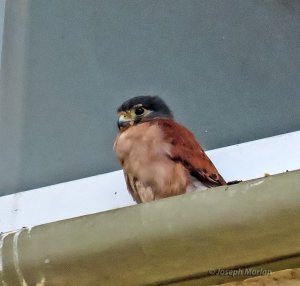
[117,96,173,130]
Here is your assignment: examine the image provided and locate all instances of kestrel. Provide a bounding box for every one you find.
[114,96,226,203]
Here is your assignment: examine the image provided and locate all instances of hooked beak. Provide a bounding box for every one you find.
[117,115,133,129]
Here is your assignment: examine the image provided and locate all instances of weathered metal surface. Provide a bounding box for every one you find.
[1,170,300,286]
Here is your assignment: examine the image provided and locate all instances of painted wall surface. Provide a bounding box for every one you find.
[0,0,300,195]
[0,0,5,63]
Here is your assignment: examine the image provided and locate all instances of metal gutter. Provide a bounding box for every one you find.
[1,170,300,286]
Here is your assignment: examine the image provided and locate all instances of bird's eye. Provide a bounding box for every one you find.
[135,107,144,116]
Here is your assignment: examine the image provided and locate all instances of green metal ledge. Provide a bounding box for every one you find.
[1,170,300,286]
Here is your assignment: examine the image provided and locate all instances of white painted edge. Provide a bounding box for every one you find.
[0,130,300,233]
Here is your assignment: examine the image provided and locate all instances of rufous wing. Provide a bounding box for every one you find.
[154,119,226,187]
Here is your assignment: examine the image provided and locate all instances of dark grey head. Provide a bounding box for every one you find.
[117,95,173,129]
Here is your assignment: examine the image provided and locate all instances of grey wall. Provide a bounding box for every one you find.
[1,0,300,196]
[0,0,5,63]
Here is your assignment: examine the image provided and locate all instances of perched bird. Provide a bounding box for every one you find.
[114,96,226,203]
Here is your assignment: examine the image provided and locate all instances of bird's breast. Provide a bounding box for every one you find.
[115,122,170,163]
[114,121,193,199]
[114,123,176,183]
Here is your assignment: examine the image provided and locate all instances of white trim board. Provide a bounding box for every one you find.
[0,130,299,233]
